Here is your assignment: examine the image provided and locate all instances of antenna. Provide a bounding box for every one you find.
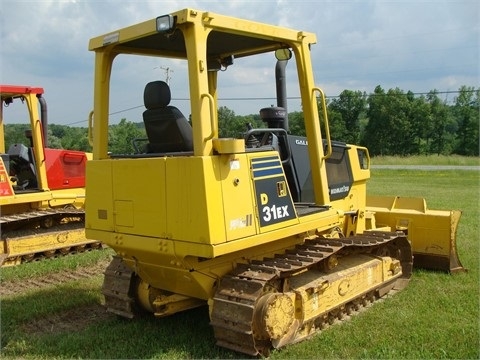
[153,66,174,85]
[160,66,174,85]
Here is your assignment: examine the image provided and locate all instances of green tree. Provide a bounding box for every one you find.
[287,111,305,136]
[325,107,346,142]
[108,118,146,154]
[408,94,430,154]
[218,106,262,138]
[426,91,454,155]
[327,90,366,144]
[46,127,63,149]
[218,106,239,137]
[4,124,30,150]
[452,86,479,156]
[56,126,91,151]
[49,124,66,140]
[363,86,418,156]
[5,86,477,158]
[362,86,390,155]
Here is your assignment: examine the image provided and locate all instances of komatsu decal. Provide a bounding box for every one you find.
[330,185,350,195]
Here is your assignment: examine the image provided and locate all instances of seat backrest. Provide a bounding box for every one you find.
[142,81,193,153]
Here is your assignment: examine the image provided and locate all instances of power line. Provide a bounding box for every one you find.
[66,105,145,125]
[64,89,477,126]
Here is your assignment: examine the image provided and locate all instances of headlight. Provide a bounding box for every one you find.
[156,14,174,33]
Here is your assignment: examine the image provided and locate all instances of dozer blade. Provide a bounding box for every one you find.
[366,196,465,273]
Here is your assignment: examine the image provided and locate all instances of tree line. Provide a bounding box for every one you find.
[4,85,479,156]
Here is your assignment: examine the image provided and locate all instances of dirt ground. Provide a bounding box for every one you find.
[2,258,114,336]
[20,303,113,336]
[0,258,110,297]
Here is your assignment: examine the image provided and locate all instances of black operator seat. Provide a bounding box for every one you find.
[142,81,193,153]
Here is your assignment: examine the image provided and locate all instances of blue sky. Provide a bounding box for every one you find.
[1,0,478,126]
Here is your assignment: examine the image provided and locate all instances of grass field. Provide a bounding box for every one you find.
[370,154,480,166]
[1,162,479,359]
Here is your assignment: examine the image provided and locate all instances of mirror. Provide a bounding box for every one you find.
[208,55,234,71]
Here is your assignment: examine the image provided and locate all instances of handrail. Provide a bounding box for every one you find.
[88,110,94,147]
[244,128,291,165]
[313,87,332,160]
[201,93,216,141]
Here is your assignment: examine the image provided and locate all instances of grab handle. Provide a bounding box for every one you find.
[88,110,94,147]
[201,93,216,141]
[313,87,332,160]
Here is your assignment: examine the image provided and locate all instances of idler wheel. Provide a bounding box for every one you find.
[254,293,295,341]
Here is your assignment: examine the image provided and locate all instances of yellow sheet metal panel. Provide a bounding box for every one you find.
[366,195,427,213]
[219,154,257,241]
[366,195,464,272]
[212,138,245,154]
[2,228,90,258]
[210,208,342,258]
[290,255,401,323]
[88,17,157,50]
[120,235,176,266]
[327,145,370,230]
[85,160,114,232]
[112,158,167,238]
[166,156,225,244]
[135,260,214,301]
[114,200,134,228]
[347,145,370,182]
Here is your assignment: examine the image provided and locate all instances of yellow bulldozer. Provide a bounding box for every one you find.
[0,85,99,266]
[86,9,464,356]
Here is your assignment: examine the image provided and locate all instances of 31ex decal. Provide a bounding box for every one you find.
[254,177,296,227]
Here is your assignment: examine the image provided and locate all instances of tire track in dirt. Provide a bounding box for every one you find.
[0,258,110,297]
[20,303,115,336]
[3,258,115,337]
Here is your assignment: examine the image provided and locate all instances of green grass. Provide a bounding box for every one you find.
[371,154,480,166]
[277,168,479,359]
[0,247,114,282]
[1,163,478,359]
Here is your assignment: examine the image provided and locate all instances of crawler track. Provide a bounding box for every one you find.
[100,231,412,356]
[210,231,412,356]
[102,255,138,318]
[1,208,84,227]
[1,209,102,267]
